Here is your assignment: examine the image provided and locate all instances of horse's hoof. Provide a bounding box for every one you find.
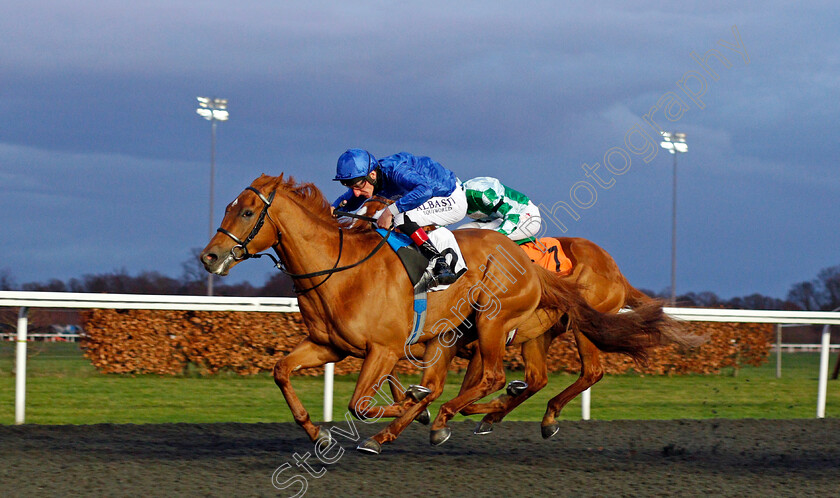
[474,420,494,435]
[541,422,560,440]
[356,438,382,455]
[506,380,528,397]
[430,427,452,446]
[407,384,432,402]
[315,426,333,446]
[414,408,431,425]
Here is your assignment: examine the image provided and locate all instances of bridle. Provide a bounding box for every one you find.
[216,187,277,262]
[215,185,393,294]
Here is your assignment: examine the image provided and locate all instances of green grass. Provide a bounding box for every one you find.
[1,342,838,424]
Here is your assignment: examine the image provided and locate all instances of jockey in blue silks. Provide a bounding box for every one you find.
[331,149,467,285]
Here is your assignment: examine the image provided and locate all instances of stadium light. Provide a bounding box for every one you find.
[660,131,687,306]
[196,97,229,296]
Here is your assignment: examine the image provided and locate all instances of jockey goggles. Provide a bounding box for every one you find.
[339,176,367,188]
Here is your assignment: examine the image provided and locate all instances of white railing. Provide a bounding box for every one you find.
[0,291,299,312]
[663,307,840,325]
[2,291,838,424]
[1,291,299,425]
[771,344,840,352]
[2,333,82,342]
[662,306,838,419]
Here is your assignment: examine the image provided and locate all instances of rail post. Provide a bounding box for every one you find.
[817,324,831,418]
[581,387,591,420]
[15,307,29,425]
[323,362,334,422]
[775,324,782,378]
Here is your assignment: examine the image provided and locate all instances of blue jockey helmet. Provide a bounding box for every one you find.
[333,149,377,183]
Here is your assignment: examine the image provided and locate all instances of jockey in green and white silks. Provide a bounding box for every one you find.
[459,177,542,244]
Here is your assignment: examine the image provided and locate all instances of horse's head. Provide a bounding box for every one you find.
[336,196,392,229]
[200,174,284,276]
[200,173,357,276]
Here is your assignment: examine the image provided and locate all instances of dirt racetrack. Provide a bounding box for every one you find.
[1,418,838,497]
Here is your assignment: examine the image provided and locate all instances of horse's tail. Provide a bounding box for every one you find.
[624,283,658,308]
[536,268,705,365]
[621,283,708,350]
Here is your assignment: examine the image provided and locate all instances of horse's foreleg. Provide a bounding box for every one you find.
[273,338,345,442]
[541,327,604,438]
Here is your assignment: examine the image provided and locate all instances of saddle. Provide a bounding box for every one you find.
[375,229,432,286]
[519,238,573,275]
[374,227,466,346]
[374,229,465,290]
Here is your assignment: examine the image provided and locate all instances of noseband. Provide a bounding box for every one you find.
[215,185,394,294]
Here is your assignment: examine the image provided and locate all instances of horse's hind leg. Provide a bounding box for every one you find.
[537,265,626,438]
[429,316,509,442]
[468,332,554,433]
[541,328,604,439]
[382,367,433,423]
[456,345,522,417]
[387,368,408,404]
[273,338,346,442]
[458,313,552,418]
[456,345,483,398]
[345,345,403,422]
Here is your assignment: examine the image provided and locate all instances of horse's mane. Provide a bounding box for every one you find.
[254,173,372,233]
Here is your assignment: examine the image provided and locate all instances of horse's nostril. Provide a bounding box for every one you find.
[202,252,218,264]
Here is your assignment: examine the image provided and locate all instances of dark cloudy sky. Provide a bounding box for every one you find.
[3,1,839,299]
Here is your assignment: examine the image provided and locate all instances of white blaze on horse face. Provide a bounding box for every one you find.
[214,252,237,275]
[356,206,386,220]
[231,198,239,207]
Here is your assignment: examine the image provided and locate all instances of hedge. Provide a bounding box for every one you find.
[79,309,771,376]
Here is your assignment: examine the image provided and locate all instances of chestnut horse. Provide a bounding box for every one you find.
[349,199,703,441]
[459,237,693,438]
[201,174,684,452]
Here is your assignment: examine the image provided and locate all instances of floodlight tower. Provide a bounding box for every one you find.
[196,97,229,296]
[659,131,687,306]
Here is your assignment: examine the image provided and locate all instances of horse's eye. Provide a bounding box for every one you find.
[243,210,254,217]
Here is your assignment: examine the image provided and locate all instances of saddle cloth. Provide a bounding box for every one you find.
[519,238,573,275]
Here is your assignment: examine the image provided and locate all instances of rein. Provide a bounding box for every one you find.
[334,209,378,223]
[216,186,394,294]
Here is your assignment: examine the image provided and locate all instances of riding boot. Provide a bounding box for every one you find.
[417,240,459,286]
